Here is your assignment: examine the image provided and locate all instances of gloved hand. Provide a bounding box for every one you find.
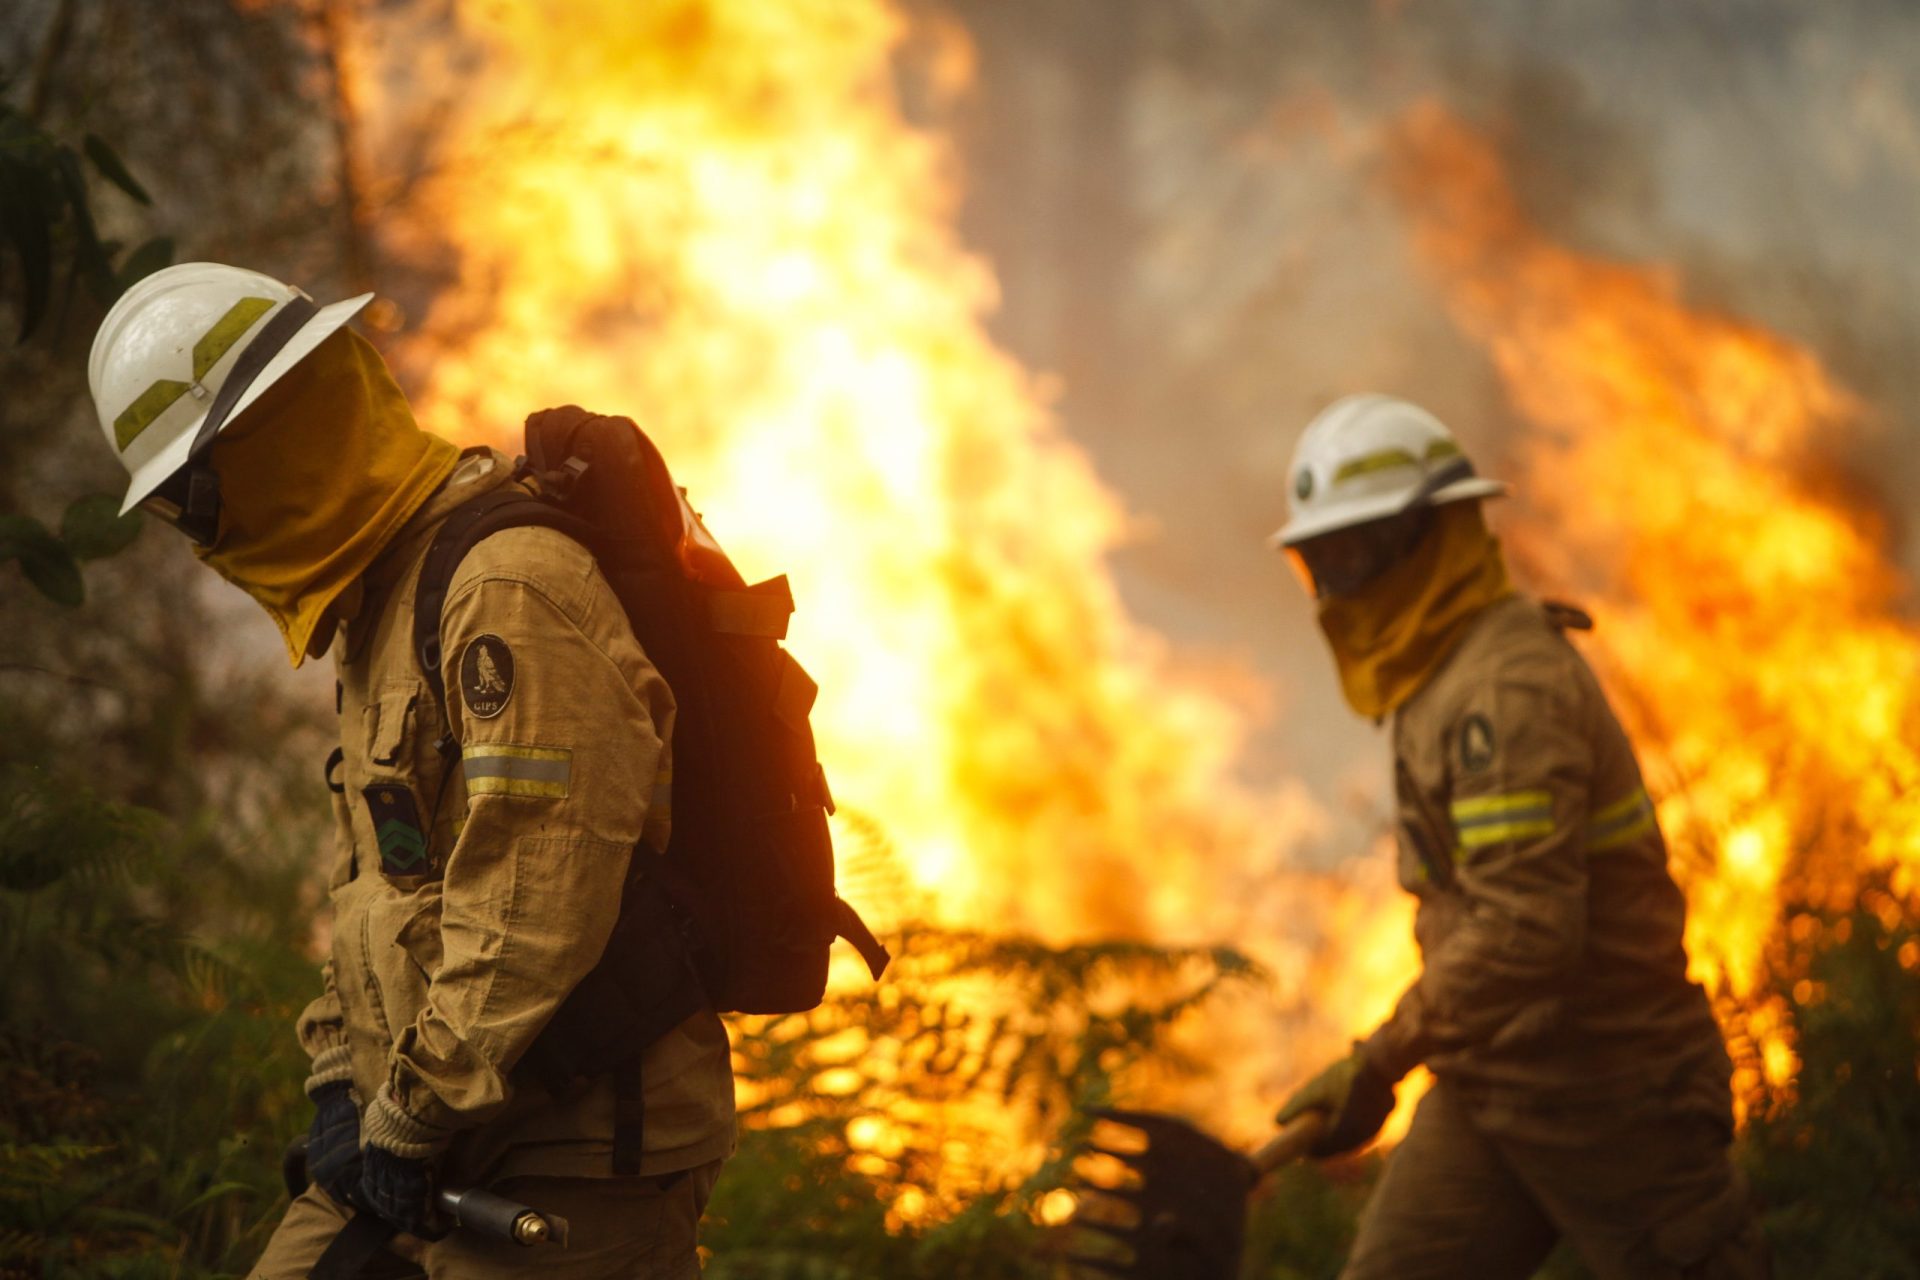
[359,1142,437,1237]
[305,1082,364,1208]
[1275,1043,1398,1157]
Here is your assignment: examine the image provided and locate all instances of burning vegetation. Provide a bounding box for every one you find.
[4,0,1920,1275]
[338,0,1390,1206]
[324,0,1920,1218]
[331,0,1920,1164]
[1389,102,1920,1120]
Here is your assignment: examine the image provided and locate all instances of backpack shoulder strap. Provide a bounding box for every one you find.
[413,485,591,757]
[1541,599,1595,633]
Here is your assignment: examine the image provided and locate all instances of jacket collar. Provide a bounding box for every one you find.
[335,446,517,662]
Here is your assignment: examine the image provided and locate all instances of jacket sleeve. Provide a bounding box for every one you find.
[296,764,358,1094]
[361,530,671,1156]
[1365,664,1593,1079]
[295,964,352,1095]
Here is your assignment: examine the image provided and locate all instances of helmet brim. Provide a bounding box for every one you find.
[1267,476,1508,549]
[119,292,375,514]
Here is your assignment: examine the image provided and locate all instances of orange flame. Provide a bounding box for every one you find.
[355,0,1296,939]
[325,1,1888,1199]
[1388,102,1920,1110]
[340,0,1390,1193]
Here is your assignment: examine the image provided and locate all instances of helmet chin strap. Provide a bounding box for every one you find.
[1402,454,1476,512]
[148,296,320,547]
[188,296,318,458]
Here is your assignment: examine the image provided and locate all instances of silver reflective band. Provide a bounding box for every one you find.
[463,745,572,798]
[1586,787,1656,852]
[1451,789,1555,851]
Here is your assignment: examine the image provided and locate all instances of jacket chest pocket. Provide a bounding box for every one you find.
[354,681,440,880]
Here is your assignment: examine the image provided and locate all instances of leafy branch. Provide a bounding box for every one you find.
[0,494,142,608]
[0,80,172,343]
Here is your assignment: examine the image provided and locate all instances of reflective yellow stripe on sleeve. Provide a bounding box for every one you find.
[1585,786,1655,853]
[1450,789,1555,850]
[463,744,572,799]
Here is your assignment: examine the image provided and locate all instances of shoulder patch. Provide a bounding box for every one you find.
[1459,713,1497,773]
[460,634,515,719]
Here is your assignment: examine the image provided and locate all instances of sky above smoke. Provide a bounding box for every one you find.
[937,0,1920,846]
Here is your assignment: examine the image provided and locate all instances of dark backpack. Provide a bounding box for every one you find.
[410,407,889,1169]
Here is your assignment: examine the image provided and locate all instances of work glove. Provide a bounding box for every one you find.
[359,1142,437,1237]
[305,1082,364,1208]
[1275,1043,1398,1158]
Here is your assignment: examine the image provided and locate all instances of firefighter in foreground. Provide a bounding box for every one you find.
[1268,395,1769,1279]
[87,263,735,1277]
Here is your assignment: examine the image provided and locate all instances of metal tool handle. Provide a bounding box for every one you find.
[1249,1111,1330,1177]
[434,1186,569,1247]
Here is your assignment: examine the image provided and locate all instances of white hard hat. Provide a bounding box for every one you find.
[1269,394,1507,547]
[89,262,372,515]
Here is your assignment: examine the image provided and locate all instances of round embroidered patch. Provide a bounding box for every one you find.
[1459,712,1497,773]
[460,634,515,719]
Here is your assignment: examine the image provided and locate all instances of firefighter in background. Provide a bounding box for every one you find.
[87,263,734,1278]
[1268,395,1769,1279]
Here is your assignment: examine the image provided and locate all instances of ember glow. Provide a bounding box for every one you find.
[1389,103,1920,1112]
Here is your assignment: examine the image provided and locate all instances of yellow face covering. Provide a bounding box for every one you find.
[194,328,459,666]
[1316,502,1513,719]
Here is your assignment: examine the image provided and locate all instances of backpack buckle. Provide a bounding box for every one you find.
[538,455,590,502]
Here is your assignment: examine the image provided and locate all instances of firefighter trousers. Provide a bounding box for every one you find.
[250,1159,723,1280]
[1341,1078,1768,1280]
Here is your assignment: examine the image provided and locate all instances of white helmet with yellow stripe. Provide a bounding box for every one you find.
[1269,394,1507,548]
[88,262,371,532]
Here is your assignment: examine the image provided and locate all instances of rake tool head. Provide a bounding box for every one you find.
[1066,1107,1256,1280]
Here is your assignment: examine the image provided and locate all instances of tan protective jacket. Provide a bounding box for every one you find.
[294,449,735,1183]
[1363,596,1725,1105]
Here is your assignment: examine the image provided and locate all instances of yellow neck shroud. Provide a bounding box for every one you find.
[194,329,458,666]
[1316,502,1512,719]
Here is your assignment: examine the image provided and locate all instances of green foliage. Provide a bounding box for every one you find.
[0,497,143,606]
[1,492,323,1277]
[704,1120,1052,1280]
[0,756,319,1277]
[1741,876,1920,1278]
[0,512,83,607]
[707,850,1266,1280]
[60,493,145,561]
[0,101,164,610]
[1242,1160,1376,1279]
[81,135,153,207]
[0,84,173,343]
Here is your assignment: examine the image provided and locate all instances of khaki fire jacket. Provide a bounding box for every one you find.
[1363,596,1725,1107]
[293,449,735,1183]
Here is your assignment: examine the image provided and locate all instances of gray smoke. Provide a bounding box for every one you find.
[924,0,1920,851]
